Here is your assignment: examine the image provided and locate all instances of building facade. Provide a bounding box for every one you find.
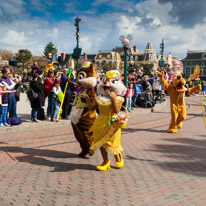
[113,42,159,73]
[94,51,121,72]
[182,50,206,79]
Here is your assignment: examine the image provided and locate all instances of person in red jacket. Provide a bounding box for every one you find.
[44,70,54,120]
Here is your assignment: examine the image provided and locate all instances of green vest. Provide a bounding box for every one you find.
[73,88,88,108]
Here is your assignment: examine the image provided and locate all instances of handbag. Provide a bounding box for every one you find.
[27,88,38,102]
[108,105,128,129]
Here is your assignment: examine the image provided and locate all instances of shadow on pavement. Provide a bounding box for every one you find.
[0,145,96,172]
[0,146,78,159]
[18,114,32,122]
[15,155,96,172]
[147,138,206,177]
[123,127,166,133]
[125,155,156,162]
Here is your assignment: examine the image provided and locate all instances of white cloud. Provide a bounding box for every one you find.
[0,30,36,46]
[1,0,206,60]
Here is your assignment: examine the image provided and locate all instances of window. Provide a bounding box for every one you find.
[204,68,206,75]
[187,63,190,66]
[98,55,102,59]
[107,55,111,59]
[186,68,190,75]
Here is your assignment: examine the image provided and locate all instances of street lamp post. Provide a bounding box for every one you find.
[73,17,82,71]
[119,34,133,86]
[159,38,165,71]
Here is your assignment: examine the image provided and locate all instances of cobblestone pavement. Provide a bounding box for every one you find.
[1,95,206,206]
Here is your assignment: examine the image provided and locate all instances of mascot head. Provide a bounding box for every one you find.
[97,70,127,97]
[76,62,97,89]
[172,73,186,93]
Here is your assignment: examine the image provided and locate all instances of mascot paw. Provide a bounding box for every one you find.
[177,122,183,129]
[65,77,72,83]
[78,150,88,158]
[197,84,202,91]
[89,149,95,156]
[167,128,177,133]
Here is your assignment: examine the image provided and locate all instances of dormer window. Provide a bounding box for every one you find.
[99,55,102,58]
[202,53,206,59]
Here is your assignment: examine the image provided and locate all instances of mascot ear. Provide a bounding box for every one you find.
[90,63,95,73]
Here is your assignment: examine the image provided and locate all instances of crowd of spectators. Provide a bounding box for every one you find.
[0,62,168,127]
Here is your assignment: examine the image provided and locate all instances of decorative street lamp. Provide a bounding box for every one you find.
[159,38,165,70]
[73,16,82,71]
[119,34,133,86]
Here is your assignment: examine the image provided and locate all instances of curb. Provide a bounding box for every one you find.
[0,100,167,134]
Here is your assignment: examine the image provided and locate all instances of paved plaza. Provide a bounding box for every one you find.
[1,94,206,206]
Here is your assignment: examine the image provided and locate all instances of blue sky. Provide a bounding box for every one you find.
[0,0,206,59]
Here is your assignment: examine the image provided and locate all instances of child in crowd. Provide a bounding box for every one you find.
[0,82,16,128]
[201,80,206,97]
[52,79,63,121]
[125,82,134,112]
[133,79,142,107]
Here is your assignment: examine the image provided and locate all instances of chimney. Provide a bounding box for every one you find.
[133,45,136,53]
[84,52,87,61]
[61,52,66,62]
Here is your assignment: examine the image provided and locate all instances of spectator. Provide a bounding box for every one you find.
[201,80,206,97]
[44,70,54,120]
[152,73,162,101]
[0,82,16,127]
[141,75,150,92]
[1,66,17,118]
[52,79,62,121]
[128,70,136,81]
[31,61,39,74]
[60,68,73,119]
[30,73,45,122]
[37,68,45,85]
[132,78,141,107]
[125,83,134,112]
[22,75,30,92]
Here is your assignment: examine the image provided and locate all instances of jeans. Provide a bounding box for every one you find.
[126,97,132,111]
[47,93,52,117]
[8,96,17,118]
[53,100,60,118]
[31,108,39,119]
[0,106,8,124]
[132,94,139,106]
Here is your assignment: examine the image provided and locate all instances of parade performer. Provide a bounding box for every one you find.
[158,72,201,133]
[81,70,127,171]
[65,62,97,157]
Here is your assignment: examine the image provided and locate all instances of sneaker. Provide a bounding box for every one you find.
[33,119,41,122]
[4,123,11,127]
[47,116,51,121]
[0,124,4,128]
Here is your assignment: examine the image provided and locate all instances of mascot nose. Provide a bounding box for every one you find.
[104,80,109,84]
[177,76,181,80]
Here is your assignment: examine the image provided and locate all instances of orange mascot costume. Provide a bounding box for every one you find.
[158,72,201,133]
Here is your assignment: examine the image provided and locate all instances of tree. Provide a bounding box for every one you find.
[43,42,58,59]
[0,49,13,61]
[15,49,32,70]
[142,63,154,76]
[101,63,116,73]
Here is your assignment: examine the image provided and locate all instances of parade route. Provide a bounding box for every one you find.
[1,95,206,206]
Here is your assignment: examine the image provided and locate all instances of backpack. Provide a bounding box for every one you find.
[7,117,22,126]
[152,78,161,91]
[27,88,38,102]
